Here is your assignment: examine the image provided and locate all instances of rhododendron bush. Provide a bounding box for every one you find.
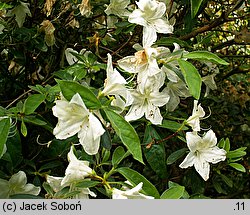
[0,0,249,199]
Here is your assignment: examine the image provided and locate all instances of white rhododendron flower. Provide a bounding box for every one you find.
[61,146,93,186]
[46,146,96,199]
[52,93,105,155]
[105,0,131,17]
[179,130,227,181]
[128,0,173,47]
[47,175,96,199]
[164,80,190,112]
[102,53,133,111]
[46,148,96,199]
[112,182,154,199]
[186,100,205,131]
[125,86,169,125]
[118,43,165,93]
[0,171,40,198]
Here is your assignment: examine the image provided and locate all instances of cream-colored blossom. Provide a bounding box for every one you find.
[105,0,131,17]
[128,0,173,47]
[186,100,205,132]
[125,86,169,125]
[52,93,105,155]
[179,130,227,181]
[0,171,40,198]
[112,182,154,199]
[102,53,133,111]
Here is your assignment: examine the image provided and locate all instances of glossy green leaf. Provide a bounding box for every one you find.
[178,59,202,99]
[183,51,229,65]
[0,117,11,156]
[218,138,230,152]
[154,37,191,48]
[100,129,112,150]
[220,174,233,188]
[144,145,167,178]
[104,108,143,163]
[227,147,247,159]
[23,115,47,126]
[161,186,185,199]
[159,120,188,131]
[54,64,87,80]
[57,80,101,109]
[191,0,203,18]
[112,146,130,167]
[117,167,160,198]
[229,163,246,172]
[143,126,167,178]
[75,180,101,188]
[167,148,188,165]
[23,94,45,115]
[21,120,27,137]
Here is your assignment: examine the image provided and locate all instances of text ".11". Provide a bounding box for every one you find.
[235,202,245,211]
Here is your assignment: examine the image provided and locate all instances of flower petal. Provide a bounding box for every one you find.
[142,26,157,48]
[194,156,210,181]
[202,130,217,148]
[145,104,163,125]
[201,146,226,164]
[150,18,173,34]
[186,132,202,152]
[179,152,195,168]
[128,9,147,26]
[78,113,105,155]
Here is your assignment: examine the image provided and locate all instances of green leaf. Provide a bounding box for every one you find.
[54,64,87,80]
[23,94,45,115]
[100,129,112,150]
[220,174,233,188]
[112,146,130,167]
[144,145,167,178]
[21,120,27,137]
[154,37,191,48]
[143,126,167,178]
[43,182,55,196]
[117,167,160,198]
[23,115,47,126]
[0,3,13,10]
[75,180,101,188]
[178,59,202,99]
[8,2,32,28]
[104,108,143,163]
[218,138,230,152]
[159,120,188,131]
[0,117,11,156]
[38,161,63,172]
[183,51,229,65]
[168,181,190,199]
[167,148,188,165]
[161,186,185,199]
[57,80,101,109]
[229,163,246,172]
[227,147,247,159]
[191,0,203,18]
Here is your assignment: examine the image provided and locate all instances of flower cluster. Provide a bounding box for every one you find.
[180,101,227,181]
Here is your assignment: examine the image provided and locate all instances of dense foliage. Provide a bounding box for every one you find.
[0,0,249,199]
